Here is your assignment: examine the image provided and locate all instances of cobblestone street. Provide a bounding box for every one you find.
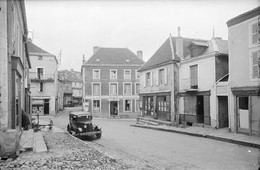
[0,132,130,170]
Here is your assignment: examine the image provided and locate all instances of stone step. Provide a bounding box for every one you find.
[33,132,47,153]
[19,129,34,152]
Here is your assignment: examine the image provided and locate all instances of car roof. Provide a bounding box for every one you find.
[69,112,91,117]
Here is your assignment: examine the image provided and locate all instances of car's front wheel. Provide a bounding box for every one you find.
[96,133,102,139]
[67,124,72,134]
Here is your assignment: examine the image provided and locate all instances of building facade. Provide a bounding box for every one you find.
[0,0,31,129]
[27,41,58,115]
[179,37,228,128]
[138,35,180,123]
[227,6,260,136]
[82,47,144,118]
[58,69,82,108]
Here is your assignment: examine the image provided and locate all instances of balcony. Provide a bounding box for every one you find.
[29,72,55,82]
[181,78,199,92]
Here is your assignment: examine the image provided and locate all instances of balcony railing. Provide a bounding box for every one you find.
[29,72,55,82]
[181,78,199,91]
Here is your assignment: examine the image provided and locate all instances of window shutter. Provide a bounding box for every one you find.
[156,70,159,85]
[164,68,168,85]
[150,72,153,86]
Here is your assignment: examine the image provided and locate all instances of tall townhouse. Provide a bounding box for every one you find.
[138,28,229,129]
[138,35,180,123]
[178,36,228,128]
[82,47,144,118]
[227,6,260,136]
[0,0,31,129]
[27,40,58,115]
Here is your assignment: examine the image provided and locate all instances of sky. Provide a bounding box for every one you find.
[25,0,259,72]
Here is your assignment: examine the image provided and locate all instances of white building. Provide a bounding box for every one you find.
[27,40,58,115]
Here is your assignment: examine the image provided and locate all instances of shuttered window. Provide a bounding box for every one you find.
[146,72,151,87]
[252,51,260,79]
[190,65,198,89]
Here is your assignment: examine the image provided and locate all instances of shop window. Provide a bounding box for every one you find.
[93,100,100,112]
[124,99,131,112]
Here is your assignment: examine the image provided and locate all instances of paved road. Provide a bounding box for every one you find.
[49,108,259,170]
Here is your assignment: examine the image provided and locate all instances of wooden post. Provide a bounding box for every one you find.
[249,96,252,136]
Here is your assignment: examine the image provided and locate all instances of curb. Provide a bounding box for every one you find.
[131,124,260,149]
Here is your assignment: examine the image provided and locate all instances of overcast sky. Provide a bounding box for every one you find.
[25,0,259,71]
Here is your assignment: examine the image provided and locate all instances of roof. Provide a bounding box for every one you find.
[27,40,55,56]
[84,47,144,65]
[58,70,82,82]
[27,40,58,63]
[139,36,228,72]
[227,6,260,27]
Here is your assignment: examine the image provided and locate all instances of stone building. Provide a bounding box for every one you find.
[82,47,144,118]
[0,0,31,129]
[27,41,58,115]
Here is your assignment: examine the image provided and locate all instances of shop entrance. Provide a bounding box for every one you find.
[110,101,118,116]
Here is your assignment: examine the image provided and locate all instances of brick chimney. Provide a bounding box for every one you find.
[93,46,99,54]
[176,27,183,59]
[137,51,143,60]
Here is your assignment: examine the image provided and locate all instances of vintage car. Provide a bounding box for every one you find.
[67,112,102,138]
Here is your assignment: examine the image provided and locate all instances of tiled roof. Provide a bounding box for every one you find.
[139,36,228,72]
[85,48,144,65]
[58,70,82,82]
[27,41,54,56]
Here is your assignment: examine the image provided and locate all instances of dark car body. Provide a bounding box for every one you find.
[67,112,101,138]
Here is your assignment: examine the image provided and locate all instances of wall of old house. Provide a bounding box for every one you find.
[228,15,260,134]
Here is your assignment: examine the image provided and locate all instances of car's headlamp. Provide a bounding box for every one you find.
[78,128,82,132]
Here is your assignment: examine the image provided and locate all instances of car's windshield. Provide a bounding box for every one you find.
[77,115,91,121]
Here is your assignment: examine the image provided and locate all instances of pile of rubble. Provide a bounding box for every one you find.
[1,132,131,169]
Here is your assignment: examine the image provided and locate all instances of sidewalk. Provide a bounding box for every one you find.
[131,122,260,149]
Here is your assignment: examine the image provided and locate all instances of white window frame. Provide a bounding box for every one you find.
[135,82,140,95]
[92,99,101,113]
[36,67,45,79]
[110,69,118,79]
[92,82,101,96]
[124,69,131,79]
[93,69,100,79]
[109,82,118,96]
[249,21,259,47]
[123,99,132,112]
[123,82,132,96]
[135,70,140,79]
[249,49,260,80]
[135,99,140,112]
[145,72,152,87]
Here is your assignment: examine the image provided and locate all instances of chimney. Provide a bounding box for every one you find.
[176,27,183,59]
[82,54,86,64]
[93,46,99,54]
[137,51,143,60]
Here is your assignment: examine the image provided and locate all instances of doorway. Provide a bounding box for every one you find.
[44,99,49,115]
[110,101,118,116]
[143,96,154,116]
[196,95,204,123]
[218,96,229,128]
